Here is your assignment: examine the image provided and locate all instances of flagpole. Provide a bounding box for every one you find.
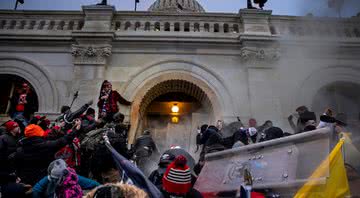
[14,0,18,10]
[134,0,137,11]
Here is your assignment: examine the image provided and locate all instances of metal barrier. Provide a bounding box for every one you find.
[194,128,332,197]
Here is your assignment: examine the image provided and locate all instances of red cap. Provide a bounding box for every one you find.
[5,121,19,132]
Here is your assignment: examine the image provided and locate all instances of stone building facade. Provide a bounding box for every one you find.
[0,0,359,149]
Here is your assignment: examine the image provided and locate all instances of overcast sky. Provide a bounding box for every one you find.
[0,0,359,17]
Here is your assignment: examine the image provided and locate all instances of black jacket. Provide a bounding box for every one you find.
[0,133,19,174]
[133,135,157,155]
[14,131,78,185]
[62,104,89,130]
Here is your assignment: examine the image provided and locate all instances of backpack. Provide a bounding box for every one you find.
[55,168,82,198]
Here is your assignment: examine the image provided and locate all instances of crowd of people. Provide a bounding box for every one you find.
[0,80,350,198]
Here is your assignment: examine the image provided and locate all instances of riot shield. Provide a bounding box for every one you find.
[194,128,331,197]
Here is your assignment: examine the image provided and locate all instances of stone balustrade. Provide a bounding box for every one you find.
[269,15,360,38]
[0,9,359,40]
[0,11,84,32]
[112,12,242,34]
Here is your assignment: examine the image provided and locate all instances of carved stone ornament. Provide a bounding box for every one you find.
[240,47,280,62]
[71,44,112,65]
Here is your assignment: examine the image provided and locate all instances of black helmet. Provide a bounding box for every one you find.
[158,153,176,166]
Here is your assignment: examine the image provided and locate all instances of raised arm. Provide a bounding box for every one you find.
[114,91,131,106]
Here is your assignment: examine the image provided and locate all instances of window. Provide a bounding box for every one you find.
[57,21,65,30]
[223,24,229,33]
[48,21,55,30]
[194,23,200,32]
[124,22,131,31]
[68,21,74,30]
[135,22,141,31]
[144,22,150,31]
[8,20,16,29]
[38,21,45,30]
[164,22,170,31]
[115,21,121,31]
[174,22,180,31]
[19,20,26,29]
[204,23,209,32]
[184,22,190,32]
[154,22,160,31]
[77,21,84,30]
[214,23,219,33]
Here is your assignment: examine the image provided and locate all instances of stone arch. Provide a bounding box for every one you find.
[123,60,233,143]
[297,66,360,110]
[0,56,59,113]
[311,81,360,118]
[138,79,213,117]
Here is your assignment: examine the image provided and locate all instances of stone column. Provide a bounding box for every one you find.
[239,9,272,36]
[240,46,283,126]
[70,5,115,113]
[238,9,286,126]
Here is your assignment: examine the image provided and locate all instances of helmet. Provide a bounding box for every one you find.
[158,153,176,166]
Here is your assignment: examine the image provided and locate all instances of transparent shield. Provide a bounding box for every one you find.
[194,128,331,197]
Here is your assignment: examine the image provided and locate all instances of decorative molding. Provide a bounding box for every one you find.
[71,44,112,65]
[240,47,280,62]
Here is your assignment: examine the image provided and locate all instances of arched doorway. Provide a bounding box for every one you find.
[123,60,235,145]
[139,79,213,155]
[0,56,59,113]
[312,81,360,148]
[312,81,360,120]
[0,74,39,118]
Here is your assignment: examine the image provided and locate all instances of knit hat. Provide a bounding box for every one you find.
[48,159,68,180]
[4,121,19,132]
[24,124,45,137]
[162,155,192,195]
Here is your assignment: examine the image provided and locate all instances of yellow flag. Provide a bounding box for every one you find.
[294,139,350,198]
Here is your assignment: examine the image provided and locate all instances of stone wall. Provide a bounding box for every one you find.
[0,6,359,136]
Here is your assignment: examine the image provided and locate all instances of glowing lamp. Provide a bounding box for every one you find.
[171,104,179,113]
[171,116,179,123]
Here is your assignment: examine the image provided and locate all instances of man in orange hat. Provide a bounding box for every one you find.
[13,119,82,185]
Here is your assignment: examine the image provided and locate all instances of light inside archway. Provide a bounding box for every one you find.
[171,103,179,113]
[171,116,179,123]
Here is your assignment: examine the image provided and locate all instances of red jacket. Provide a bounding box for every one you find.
[97,90,131,114]
[54,137,81,168]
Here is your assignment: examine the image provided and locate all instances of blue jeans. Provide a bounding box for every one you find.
[11,112,28,127]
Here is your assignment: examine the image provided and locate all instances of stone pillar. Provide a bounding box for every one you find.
[239,9,272,36]
[70,5,115,113]
[240,46,284,126]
